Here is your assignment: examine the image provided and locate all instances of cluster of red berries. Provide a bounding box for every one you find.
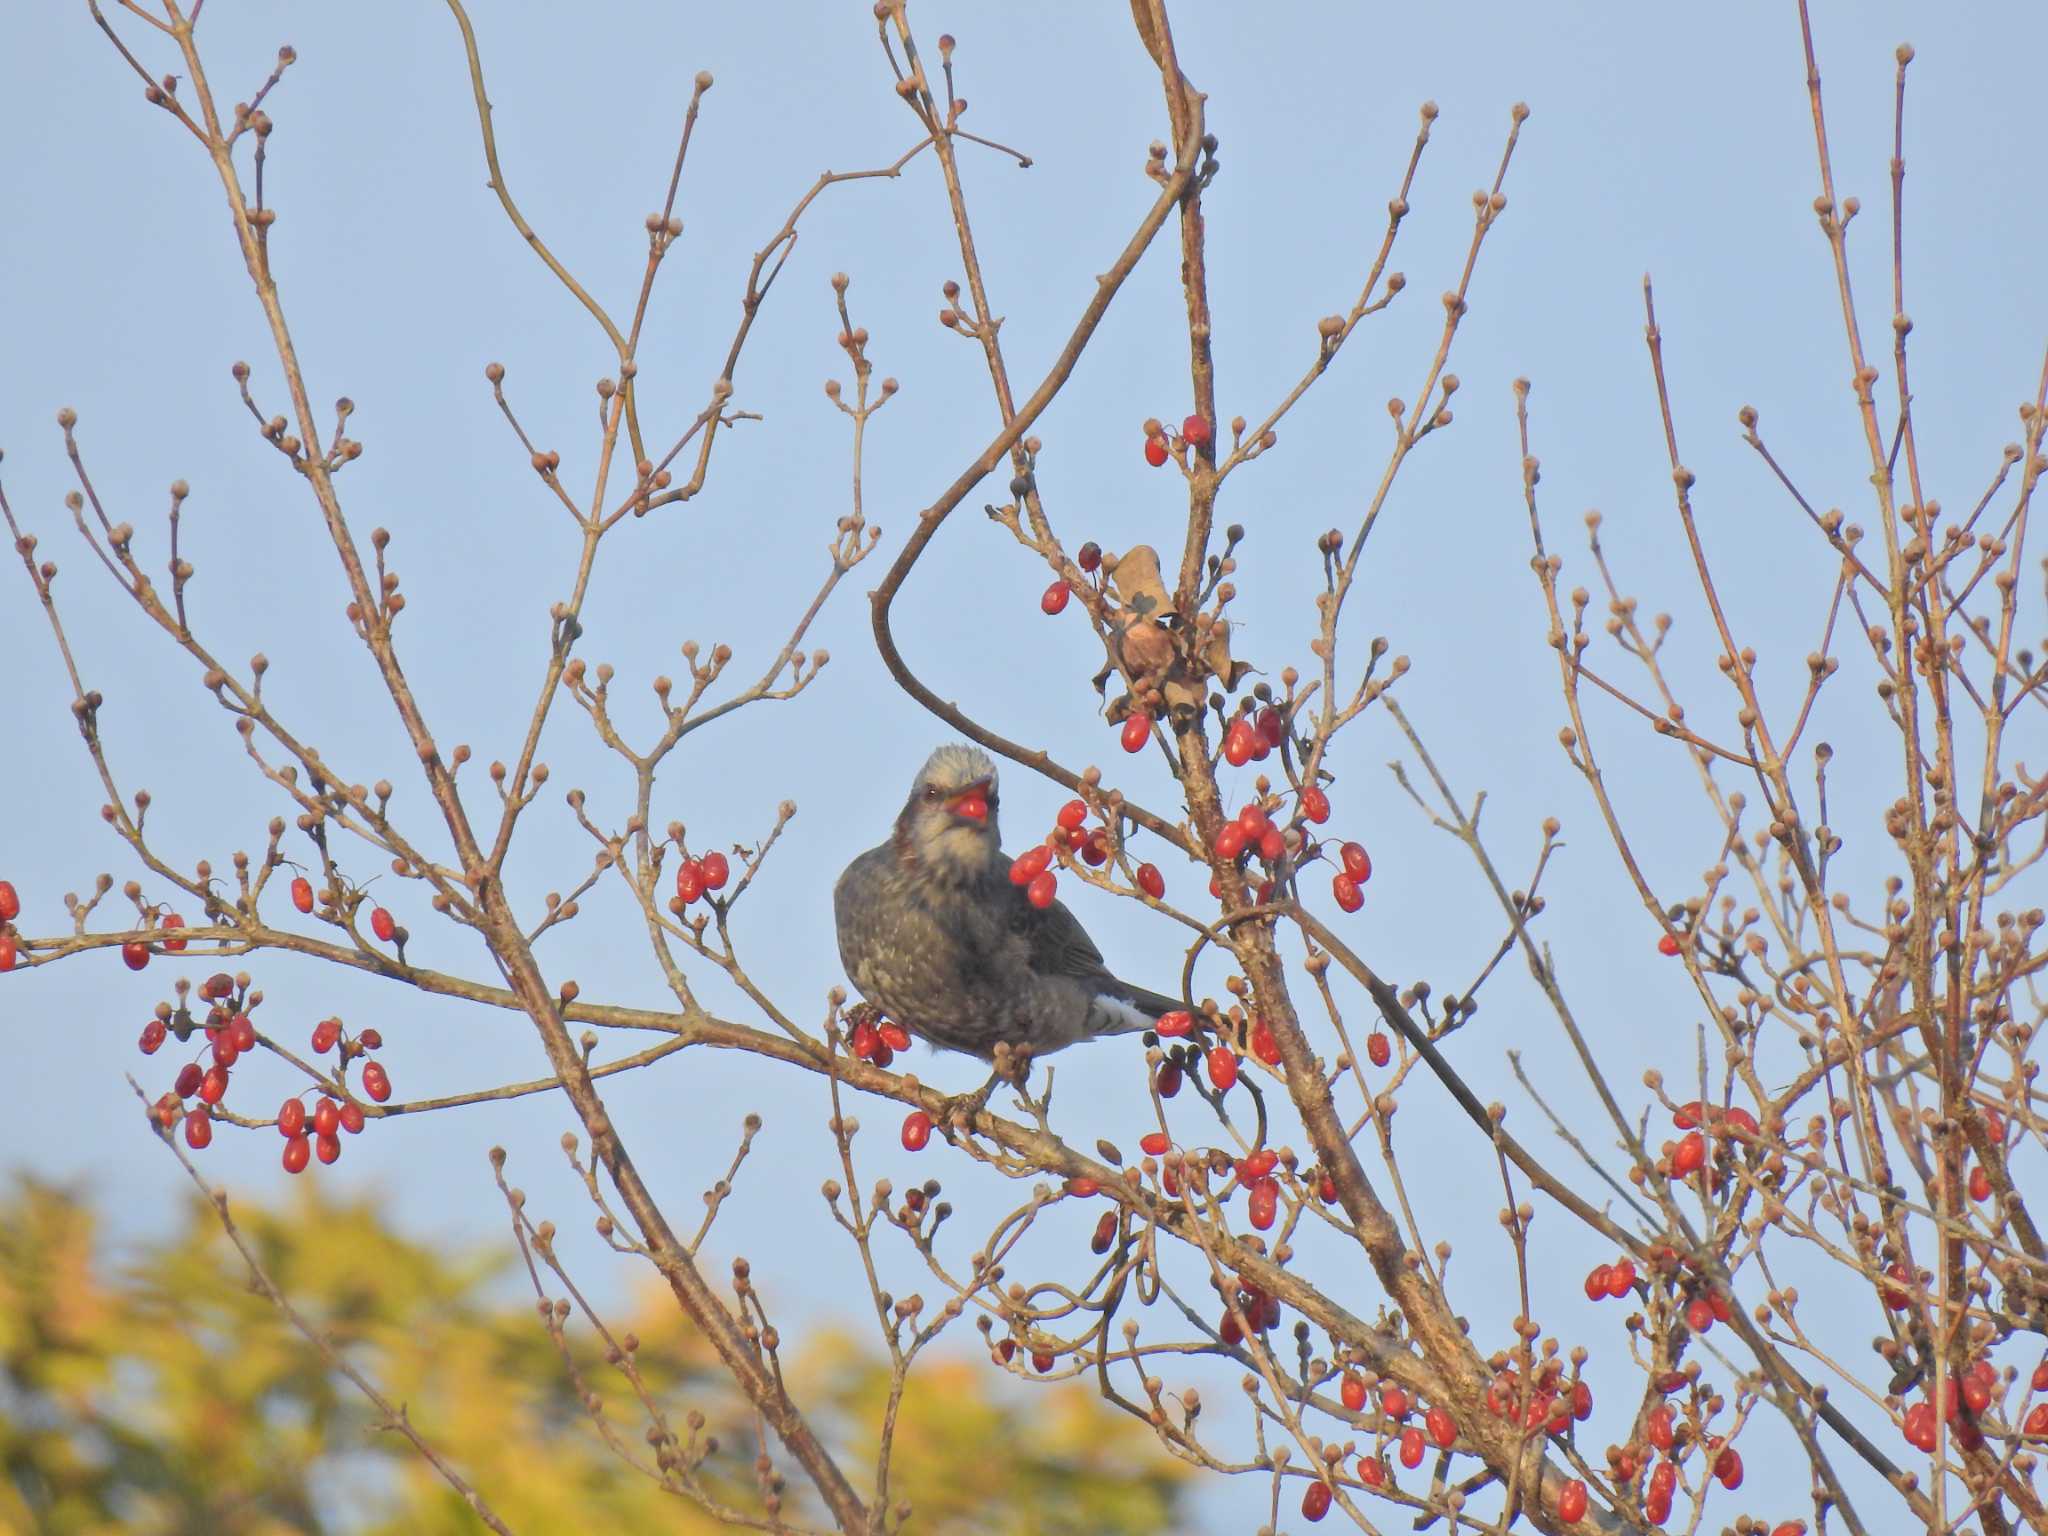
[0,880,19,971]
[673,847,732,906]
[1008,798,1162,914]
[1139,413,1213,468]
[1042,540,1107,618]
[1900,1358,2022,1453]
[1482,1363,1593,1435]
[849,1013,911,1070]
[1217,1269,1283,1346]
[1153,1012,1240,1096]
[143,973,390,1169]
[989,1336,1059,1376]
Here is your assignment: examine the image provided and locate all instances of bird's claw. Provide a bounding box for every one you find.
[943,1042,1035,1131]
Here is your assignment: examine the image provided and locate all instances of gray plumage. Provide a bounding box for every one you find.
[834,744,1182,1059]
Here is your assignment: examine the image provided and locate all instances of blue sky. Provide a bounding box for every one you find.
[4,3,2045,1531]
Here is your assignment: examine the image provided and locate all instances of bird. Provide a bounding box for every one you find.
[834,743,1183,1060]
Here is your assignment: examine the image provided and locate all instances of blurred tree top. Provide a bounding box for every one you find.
[0,1179,1185,1535]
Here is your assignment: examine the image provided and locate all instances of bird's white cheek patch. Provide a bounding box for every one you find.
[1090,994,1155,1035]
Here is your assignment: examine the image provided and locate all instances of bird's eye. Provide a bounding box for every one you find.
[923,785,939,801]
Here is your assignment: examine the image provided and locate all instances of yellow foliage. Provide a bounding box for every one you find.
[0,1179,1184,1535]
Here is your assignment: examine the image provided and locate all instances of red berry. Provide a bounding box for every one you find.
[0,881,18,921]
[0,934,16,972]
[312,1098,341,1137]
[676,859,706,903]
[311,1017,341,1053]
[1214,823,1247,860]
[701,851,730,890]
[1380,1385,1410,1419]
[901,1110,933,1151]
[851,1019,881,1060]
[1032,1350,1054,1374]
[1671,1131,1706,1176]
[361,1060,392,1102]
[1090,1211,1117,1254]
[1026,869,1057,909]
[1367,1031,1391,1067]
[1301,1481,1331,1522]
[1121,713,1151,754]
[1155,1061,1182,1099]
[1572,1380,1593,1420]
[159,913,188,953]
[1257,827,1286,864]
[290,876,315,914]
[339,1100,366,1134]
[1080,831,1110,867]
[1136,863,1165,900]
[1606,1258,1637,1297]
[1340,841,1371,881]
[1250,1017,1280,1066]
[211,1035,239,1069]
[279,1098,306,1138]
[879,1021,911,1052]
[1685,1296,1714,1334]
[1223,719,1255,767]
[1255,706,1284,748]
[1713,1446,1743,1490]
[1300,786,1330,824]
[1426,1404,1455,1448]
[1970,1164,1992,1202]
[1077,542,1102,572]
[122,941,150,971]
[1057,799,1088,831]
[183,1109,212,1149]
[1358,1457,1384,1488]
[2034,1361,2048,1394]
[359,1028,383,1050]
[1139,1131,1170,1157]
[1181,414,1212,448]
[139,1019,166,1054]
[1645,1474,1674,1524]
[1962,1372,1992,1414]
[1207,1046,1238,1093]
[1237,804,1271,839]
[1557,1478,1588,1522]
[1657,932,1681,956]
[1341,1371,1366,1413]
[1247,1176,1278,1230]
[1903,1400,1938,1450]
[1332,873,1363,913]
[1009,845,1052,885]
[1647,1404,1674,1451]
[315,1131,341,1165]
[229,1014,257,1053]
[1583,1264,1611,1301]
[1154,1009,1192,1037]
[1398,1426,1424,1468]
[174,1062,203,1099]
[1143,434,1168,467]
[1064,1176,1100,1198]
[198,1065,229,1105]
[370,906,397,942]
[1040,580,1071,615]
[1773,1525,1808,1536]
[283,1134,311,1174]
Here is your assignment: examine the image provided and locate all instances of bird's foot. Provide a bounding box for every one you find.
[942,1042,1035,1131]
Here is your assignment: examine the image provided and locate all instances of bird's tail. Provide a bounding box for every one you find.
[1089,981,1187,1037]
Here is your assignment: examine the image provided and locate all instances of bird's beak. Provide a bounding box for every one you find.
[948,780,992,823]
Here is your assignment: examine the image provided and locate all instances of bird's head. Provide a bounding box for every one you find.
[897,743,1000,882]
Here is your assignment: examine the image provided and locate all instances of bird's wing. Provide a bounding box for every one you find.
[1016,887,1114,984]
